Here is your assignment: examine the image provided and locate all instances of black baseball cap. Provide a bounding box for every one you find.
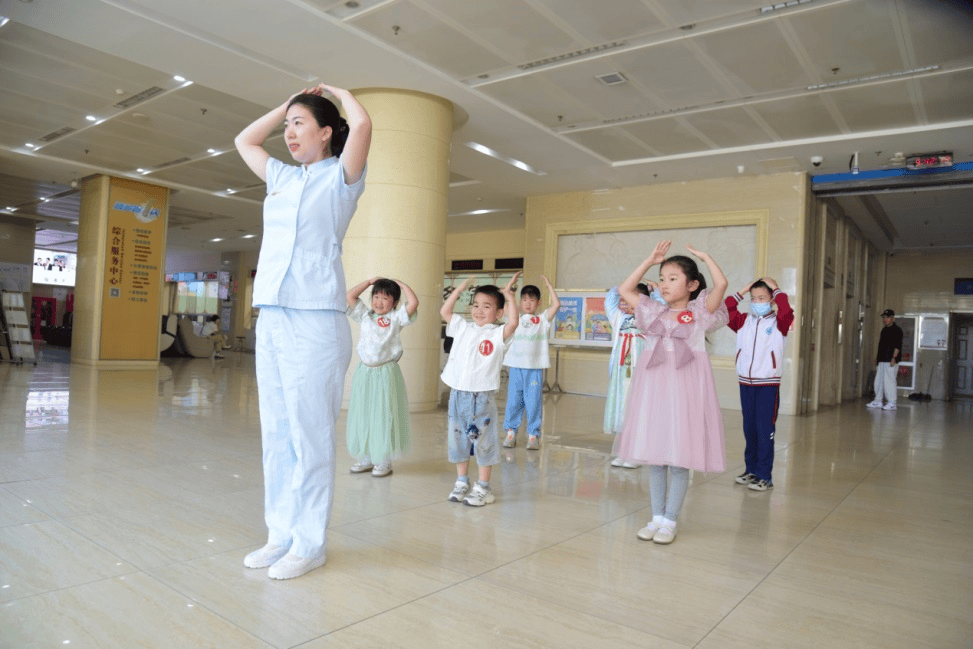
[881,309,894,317]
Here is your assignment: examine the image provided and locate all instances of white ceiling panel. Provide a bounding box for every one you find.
[695,21,813,94]
[653,0,767,26]
[683,107,775,148]
[530,0,668,43]
[564,129,656,161]
[623,119,713,157]
[350,1,512,78]
[919,70,973,124]
[536,60,663,124]
[479,75,603,127]
[828,80,918,132]
[420,0,582,64]
[900,0,973,67]
[609,42,729,110]
[783,0,904,80]
[751,95,841,141]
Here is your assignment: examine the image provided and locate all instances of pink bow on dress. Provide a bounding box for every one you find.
[642,317,694,369]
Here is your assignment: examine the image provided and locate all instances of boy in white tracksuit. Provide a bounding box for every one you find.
[725,278,794,491]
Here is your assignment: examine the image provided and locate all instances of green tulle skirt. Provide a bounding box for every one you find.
[346,361,412,460]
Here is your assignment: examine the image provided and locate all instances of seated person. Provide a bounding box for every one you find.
[201,315,227,359]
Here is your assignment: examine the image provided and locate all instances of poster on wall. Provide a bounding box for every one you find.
[99,177,168,360]
[919,317,948,350]
[554,296,582,341]
[584,296,611,343]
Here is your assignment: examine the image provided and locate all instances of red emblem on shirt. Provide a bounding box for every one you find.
[677,310,694,325]
[478,340,494,356]
[376,316,391,328]
[530,316,540,325]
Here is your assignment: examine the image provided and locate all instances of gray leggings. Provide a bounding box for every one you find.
[649,465,690,521]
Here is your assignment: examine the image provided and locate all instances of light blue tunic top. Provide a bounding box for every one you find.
[252,156,367,310]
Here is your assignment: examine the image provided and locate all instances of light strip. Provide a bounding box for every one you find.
[464,142,545,175]
[447,208,511,217]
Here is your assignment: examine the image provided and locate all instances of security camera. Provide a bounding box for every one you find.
[811,156,824,167]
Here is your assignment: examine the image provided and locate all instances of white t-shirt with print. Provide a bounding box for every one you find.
[441,314,510,392]
[503,312,552,369]
[347,300,415,366]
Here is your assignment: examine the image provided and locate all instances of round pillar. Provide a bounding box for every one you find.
[342,88,453,411]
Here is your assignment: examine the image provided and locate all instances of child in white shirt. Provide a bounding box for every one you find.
[440,273,519,506]
[502,276,560,450]
[345,277,419,477]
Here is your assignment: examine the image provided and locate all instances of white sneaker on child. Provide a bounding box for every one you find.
[448,480,471,502]
[463,483,495,507]
[526,435,540,450]
[502,430,516,447]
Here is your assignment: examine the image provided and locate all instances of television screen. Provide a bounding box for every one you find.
[33,248,76,287]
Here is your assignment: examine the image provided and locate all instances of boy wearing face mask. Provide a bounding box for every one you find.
[725,278,794,491]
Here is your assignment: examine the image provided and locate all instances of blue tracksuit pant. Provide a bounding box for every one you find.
[503,367,543,438]
[739,384,779,482]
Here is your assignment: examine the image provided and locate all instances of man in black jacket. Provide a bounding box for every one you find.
[867,309,903,410]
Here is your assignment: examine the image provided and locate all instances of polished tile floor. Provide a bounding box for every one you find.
[1,349,971,648]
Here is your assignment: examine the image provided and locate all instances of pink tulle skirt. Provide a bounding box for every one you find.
[612,349,725,473]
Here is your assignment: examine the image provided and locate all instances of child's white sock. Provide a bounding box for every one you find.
[652,515,664,526]
[662,517,677,530]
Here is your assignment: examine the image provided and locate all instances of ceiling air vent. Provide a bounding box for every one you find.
[154,157,192,169]
[114,86,165,109]
[596,72,628,86]
[38,127,76,143]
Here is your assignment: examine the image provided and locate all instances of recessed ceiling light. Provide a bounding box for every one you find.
[242,234,256,238]
[210,238,223,242]
[136,168,145,173]
[25,143,35,148]
[86,115,96,121]
[225,188,236,194]
[208,148,217,153]
[173,75,186,82]
[5,206,16,211]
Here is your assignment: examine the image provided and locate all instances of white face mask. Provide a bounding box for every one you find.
[750,302,772,317]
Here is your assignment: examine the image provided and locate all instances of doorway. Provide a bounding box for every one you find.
[949,313,973,400]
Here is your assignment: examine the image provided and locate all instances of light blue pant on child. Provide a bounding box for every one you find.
[503,367,544,438]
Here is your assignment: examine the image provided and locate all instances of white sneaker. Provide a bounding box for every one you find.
[371,462,392,477]
[350,461,374,473]
[526,435,540,450]
[243,543,289,569]
[463,483,496,507]
[502,431,516,448]
[866,400,883,408]
[267,552,326,580]
[882,403,897,410]
[448,480,471,502]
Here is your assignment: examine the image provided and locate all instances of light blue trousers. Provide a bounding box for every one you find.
[256,307,351,559]
[503,367,544,437]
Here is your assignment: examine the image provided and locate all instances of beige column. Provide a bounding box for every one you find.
[342,88,453,411]
[73,175,169,368]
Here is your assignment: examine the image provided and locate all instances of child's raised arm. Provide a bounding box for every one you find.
[441,278,470,322]
[501,283,519,340]
[395,279,419,317]
[347,277,377,308]
[620,240,670,308]
[686,245,729,313]
[541,275,561,320]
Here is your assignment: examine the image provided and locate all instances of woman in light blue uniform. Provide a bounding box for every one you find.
[234,84,371,580]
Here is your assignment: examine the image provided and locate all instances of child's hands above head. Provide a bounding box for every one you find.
[685,244,711,261]
[763,277,779,291]
[647,241,671,266]
[504,271,522,293]
[740,279,757,295]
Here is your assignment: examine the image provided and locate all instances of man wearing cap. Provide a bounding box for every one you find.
[867,309,903,410]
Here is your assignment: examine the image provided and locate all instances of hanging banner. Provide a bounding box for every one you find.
[99,177,168,360]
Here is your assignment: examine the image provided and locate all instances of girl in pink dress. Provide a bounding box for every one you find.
[614,241,729,545]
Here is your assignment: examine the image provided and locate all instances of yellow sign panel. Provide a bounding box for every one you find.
[99,178,168,360]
